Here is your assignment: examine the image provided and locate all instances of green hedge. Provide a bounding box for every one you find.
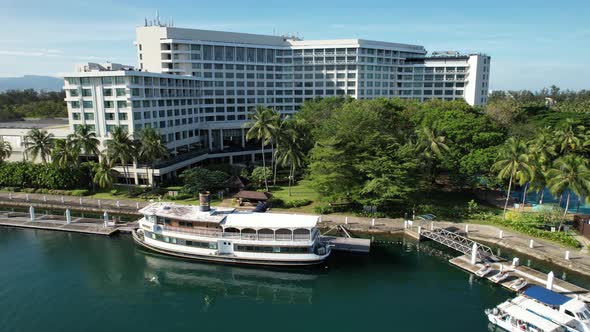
[271,197,312,208]
[0,162,86,190]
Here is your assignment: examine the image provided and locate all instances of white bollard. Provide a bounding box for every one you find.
[417,226,422,235]
[371,218,375,227]
[404,220,408,229]
[430,222,434,230]
[116,200,120,208]
[512,257,520,267]
[499,230,503,239]
[345,217,348,225]
[465,224,469,233]
[79,197,83,205]
[26,194,29,201]
[565,251,570,260]
[65,209,71,224]
[43,195,47,203]
[546,271,554,290]
[470,242,478,265]
[61,196,64,204]
[103,211,109,228]
[136,202,139,209]
[29,205,35,222]
[8,192,12,200]
[529,239,534,249]
[97,200,101,208]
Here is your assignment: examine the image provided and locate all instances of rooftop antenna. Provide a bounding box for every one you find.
[156,10,160,26]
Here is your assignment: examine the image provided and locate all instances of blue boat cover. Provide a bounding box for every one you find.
[523,285,570,306]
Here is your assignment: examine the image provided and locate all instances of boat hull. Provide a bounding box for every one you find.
[132,229,329,267]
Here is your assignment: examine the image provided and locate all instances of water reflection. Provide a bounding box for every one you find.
[138,251,319,306]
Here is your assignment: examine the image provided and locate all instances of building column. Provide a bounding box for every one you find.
[208,129,213,151]
[219,128,224,151]
[132,162,139,185]
[229,155,233,165]
[241,128,246,148]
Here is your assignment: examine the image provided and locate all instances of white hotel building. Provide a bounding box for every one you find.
[61,25,491,184]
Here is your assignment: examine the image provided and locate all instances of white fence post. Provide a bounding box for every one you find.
[499,230,503,239]
[345,217,348,225]
[465,224,469,233]
[565,251,570,260]
[371,218,375,227]
[529,239,534,249]
[29,205,35,222]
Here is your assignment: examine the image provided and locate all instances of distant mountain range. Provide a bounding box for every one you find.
[0,75,63,92]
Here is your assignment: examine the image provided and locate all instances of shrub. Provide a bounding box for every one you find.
[271,198,312,208]
[0,162,85,189]
[314,205,334,214]
[70,189,89,196]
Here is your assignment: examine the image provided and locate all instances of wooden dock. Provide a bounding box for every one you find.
[450,254,590,302]
[320,236,371,253]
[0,215,118,236]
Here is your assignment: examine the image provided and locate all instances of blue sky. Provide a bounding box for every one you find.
[1,0,589,90]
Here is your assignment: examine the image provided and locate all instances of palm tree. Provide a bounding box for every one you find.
[415,125,450,183]
[51,138,79,169]
[528,127,556,205]
[24,128,54,163]
[106,126,135,190]
[276,130,304,196]
[547,155,590,223]
[0,140,12,162]
[555,119,585,155]
[244,105,278,191]
[492,137,533,220]
[137,127,169,188]
[92,157,119,189]
[68,124,100,162]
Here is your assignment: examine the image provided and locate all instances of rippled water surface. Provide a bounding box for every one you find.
[1,228,521,331]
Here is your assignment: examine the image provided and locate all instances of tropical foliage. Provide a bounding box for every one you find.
[179,167,229,196]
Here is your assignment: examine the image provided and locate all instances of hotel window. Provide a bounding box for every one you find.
[104,101,113,109]
[116,88,126,97]
[105,113,115,120]
[70,101,80,108]
[81,89,92,97]
[83,113,94,120]
[117,101,127,108]
[72,112,80,120]
[114,77,125,85]
[119,113,128,120]
[82,101,93,108]
[80,78,91,85]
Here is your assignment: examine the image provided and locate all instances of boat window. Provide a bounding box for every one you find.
[565,310,575,317]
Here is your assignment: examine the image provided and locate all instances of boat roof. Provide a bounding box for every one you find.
[524,285,571,307]
[224,211,318,229]
[139,202,319,229]
[512,296,576,325]
[499,301,563,331]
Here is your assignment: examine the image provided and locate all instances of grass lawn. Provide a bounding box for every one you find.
[269,180,327,214]
[86,186,221,206]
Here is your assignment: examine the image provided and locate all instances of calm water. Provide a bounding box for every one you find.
[0,228,538,332]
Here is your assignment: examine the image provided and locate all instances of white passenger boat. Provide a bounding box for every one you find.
[512,295,585,332]
[521,286,590,332]
[132,197,331,266]
[487,300,566,332]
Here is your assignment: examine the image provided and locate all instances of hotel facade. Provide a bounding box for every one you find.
[60,25,491,184]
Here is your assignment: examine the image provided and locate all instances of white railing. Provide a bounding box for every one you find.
[157,224,311,242]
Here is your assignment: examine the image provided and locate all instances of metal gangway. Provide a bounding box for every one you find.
[418,226,497,262]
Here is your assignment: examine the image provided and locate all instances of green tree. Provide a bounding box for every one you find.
[106,126,135,190]
[0,140,12,162]
[492,137,533,220]
[555,118,585,155]
[24,128,54,163]
[415,125,450,183]
[69,124,99,162]
[51,138,79,169]
[276,128,304,196]
[180,167,228,196]
[547,155,590,222]
[245,105,278,191]
[92,157,119,189]
[528,127,556,204]
[138,127,169,188]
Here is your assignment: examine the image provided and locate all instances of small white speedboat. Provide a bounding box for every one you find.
[490,270,510,284]
[476,264,492,277]
[509,278,528,292]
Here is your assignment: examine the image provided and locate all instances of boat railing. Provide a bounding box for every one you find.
[159,225,311,242]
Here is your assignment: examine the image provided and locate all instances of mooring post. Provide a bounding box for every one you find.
[404,220,408,229]
[29,205,35,222]
[470,242,478,265]
[546,271,554,290]
[8,192,12,200]
[465,224,469,233]
[565,251,570,260]
[529,239,534,249]
[371,218,375,227]
[103,211,109,228]
[512,257,520,267]
[61,196,64,204]
[430,222,434,230]
[417,226,422,236]
[65,209,71,224]
[499,230,503,239]
[43,195,46,203]
[136,202,139,209]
